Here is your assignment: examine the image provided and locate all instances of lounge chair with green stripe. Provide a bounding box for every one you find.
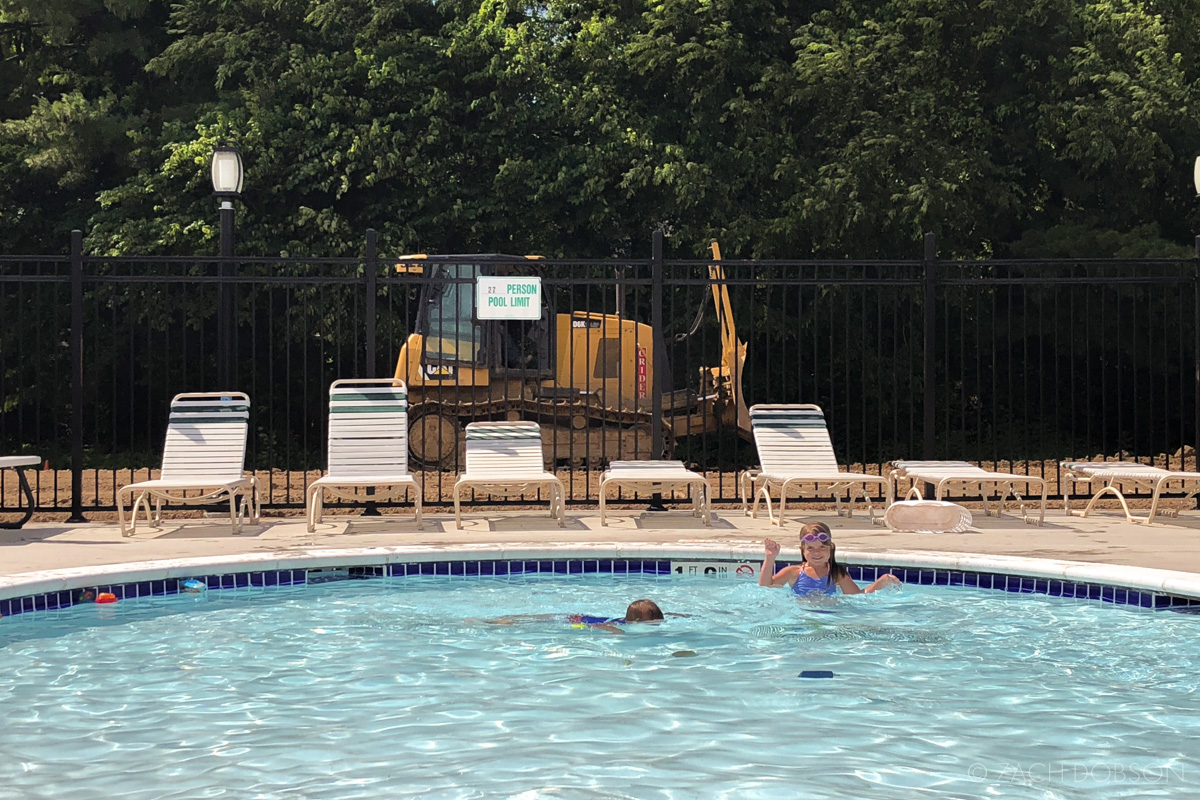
[454,421,565,529]
[306,379,423,532]
[117,392,260,536]
[741,404,892,526]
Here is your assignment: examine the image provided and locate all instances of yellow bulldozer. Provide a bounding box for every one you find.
[392,242,748,467]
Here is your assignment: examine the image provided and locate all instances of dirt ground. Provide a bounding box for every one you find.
[4,454,1199,524]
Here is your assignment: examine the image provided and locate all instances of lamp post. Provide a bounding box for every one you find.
[211,146,243,388]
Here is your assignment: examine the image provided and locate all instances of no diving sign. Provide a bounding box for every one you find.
[476,276,542,320]
[672,561,758,578]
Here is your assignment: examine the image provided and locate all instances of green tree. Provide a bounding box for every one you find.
[0,0,172,252]
[5,0,1200,258]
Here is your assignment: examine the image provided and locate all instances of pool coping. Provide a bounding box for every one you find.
[3,543,1200,611]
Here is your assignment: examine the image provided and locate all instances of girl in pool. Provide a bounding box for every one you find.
[759,522,900,596]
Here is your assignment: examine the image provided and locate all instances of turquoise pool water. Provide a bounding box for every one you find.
[0,574,1197,799]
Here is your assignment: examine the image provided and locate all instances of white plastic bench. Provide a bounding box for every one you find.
[117,392,260,536]
[453,421,564,529]
[1062,461,1200,524]
[0,455,41,529]
[599,460,711,526]
[740,404,892,526]
[306,379,422,532]
[889,460,1046,525]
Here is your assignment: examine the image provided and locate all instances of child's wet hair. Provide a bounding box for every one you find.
[625,599,664,622]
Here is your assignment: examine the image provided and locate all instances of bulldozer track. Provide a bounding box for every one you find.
[410,396,668,428]
[408,397,676,469]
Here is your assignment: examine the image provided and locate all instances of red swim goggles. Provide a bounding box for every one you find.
[801,531,832,543]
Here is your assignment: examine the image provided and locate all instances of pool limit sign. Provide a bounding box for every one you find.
[477,276,542,320]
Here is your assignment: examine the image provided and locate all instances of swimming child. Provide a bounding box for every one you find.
[476,599,667,633]
[759,522,900,596]
[569,599,665,631]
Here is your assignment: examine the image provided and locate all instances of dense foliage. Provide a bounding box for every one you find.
[3,0,1200,259]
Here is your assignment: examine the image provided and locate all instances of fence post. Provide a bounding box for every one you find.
[361,229,381,516]
[365,229,378,379]
[923,232,937,466]
[646,230,667,511]
[1194,235,1200,476]
[651,230,665,459]
[69,230,87,522]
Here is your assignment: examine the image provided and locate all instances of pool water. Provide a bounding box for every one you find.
[1,574,1197,799]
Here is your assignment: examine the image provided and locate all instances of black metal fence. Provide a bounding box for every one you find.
[2,230,1198,517]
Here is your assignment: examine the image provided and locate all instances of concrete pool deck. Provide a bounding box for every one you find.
[3,504,1200,580]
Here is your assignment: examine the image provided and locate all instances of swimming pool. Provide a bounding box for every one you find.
[1,570,1197,798]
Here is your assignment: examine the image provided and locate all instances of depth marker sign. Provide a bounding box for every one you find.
[476,276,542,320]
[671,562,758,578]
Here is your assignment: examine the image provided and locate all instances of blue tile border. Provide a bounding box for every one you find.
[1,558,1198,621]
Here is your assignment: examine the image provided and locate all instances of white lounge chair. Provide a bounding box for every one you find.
[454,421,565,529]
[740,404,892,526]
[888,460,1047,525]
[599,460,711,526]
[117,392,260,536]
[306,379,423,532]
[0,455,41,529]
[1061,461,1200,524]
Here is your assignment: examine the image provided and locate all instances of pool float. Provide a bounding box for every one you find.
[181,579,206,593]
[96,593,118,604]
[884,499,972,533]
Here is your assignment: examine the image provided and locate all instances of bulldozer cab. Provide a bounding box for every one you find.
[414,256,552,379]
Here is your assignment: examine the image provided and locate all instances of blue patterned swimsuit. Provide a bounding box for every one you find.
[791,567,837,596]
